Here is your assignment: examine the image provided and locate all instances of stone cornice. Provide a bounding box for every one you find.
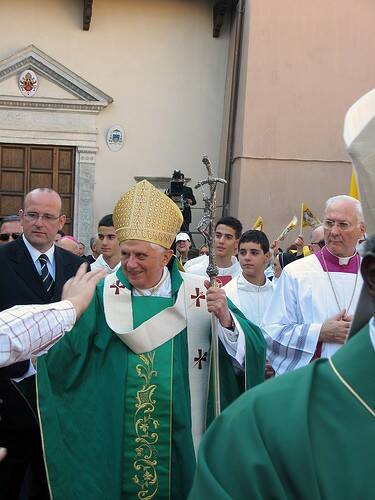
[134,176,192,186]
[0,45,113,107]
[0,97,106,113]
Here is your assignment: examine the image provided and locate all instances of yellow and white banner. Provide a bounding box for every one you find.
[276,215,298,241]
[300,203,321,230]
[252,216,263,231]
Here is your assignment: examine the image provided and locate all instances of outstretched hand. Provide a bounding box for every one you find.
[62,264,105,319]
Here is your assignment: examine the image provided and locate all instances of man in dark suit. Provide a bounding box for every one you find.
[166,170,196,233]
[0,188,86,500]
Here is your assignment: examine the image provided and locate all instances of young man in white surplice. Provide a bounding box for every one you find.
[224,230,273,328]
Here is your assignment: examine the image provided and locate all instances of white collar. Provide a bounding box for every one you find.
[218,255,239,271]
[326,246,357,266]
[96,254,121,272]
[133,267,172,297]
[22,234,55,264]
[237,272,272,292]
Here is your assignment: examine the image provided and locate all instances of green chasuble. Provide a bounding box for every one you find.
[190,323,375,500]
[36,261,265,500]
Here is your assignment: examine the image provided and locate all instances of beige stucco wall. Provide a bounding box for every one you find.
[231,0,375,243]
[0,0,230,238]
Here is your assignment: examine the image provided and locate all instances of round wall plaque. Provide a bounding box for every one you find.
[19,70,39,97]
[106,125,125,152]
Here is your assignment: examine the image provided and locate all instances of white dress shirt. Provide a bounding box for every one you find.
[23,234,56,279]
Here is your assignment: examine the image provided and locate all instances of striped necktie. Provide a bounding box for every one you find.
[39,254,54,297]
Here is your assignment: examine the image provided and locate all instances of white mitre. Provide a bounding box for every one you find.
[344,89,375,335]
[344,88,375,235]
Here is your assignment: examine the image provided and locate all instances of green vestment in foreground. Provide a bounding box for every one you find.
[190,323,375,500]
[36,262,266,500]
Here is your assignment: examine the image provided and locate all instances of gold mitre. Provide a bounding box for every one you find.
[113,180,183,248]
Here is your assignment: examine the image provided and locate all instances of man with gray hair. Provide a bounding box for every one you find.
[263,194,366,375]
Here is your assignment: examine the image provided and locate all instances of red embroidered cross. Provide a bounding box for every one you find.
[191,288,205,307]
[110,280,125,295]
[194,348,208,369]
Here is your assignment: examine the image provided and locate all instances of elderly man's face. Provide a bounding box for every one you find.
[120,240,173,289]
[324,200,365,257]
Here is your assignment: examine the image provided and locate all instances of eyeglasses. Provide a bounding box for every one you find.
[24,212,60,223]
[323,219,353,231]
[0,232,21,241]
[311,240,325,248]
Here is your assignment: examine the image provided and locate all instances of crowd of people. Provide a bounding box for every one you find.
[1,77,375,499]
[0,177,372,499]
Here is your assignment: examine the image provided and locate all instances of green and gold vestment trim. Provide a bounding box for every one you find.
[123,296,174,500]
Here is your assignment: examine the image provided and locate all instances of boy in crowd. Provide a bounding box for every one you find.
[186,216,242,285]
[91,214,121,275]
[224,230,274,328]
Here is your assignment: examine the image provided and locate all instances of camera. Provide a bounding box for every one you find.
[166,170,188,209]
[169,180,184,197]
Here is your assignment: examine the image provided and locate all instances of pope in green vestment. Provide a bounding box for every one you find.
[190,321,375,499]
[35,181,266,500]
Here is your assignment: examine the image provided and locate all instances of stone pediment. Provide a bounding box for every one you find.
[0,45,113,113]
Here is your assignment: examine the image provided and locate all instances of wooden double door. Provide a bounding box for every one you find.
[0,144,75,235]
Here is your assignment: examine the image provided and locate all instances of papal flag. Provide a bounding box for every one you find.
[276,215,298,241]
[300,203,321,229]
[349,167,360,200]
[252,216,263,231]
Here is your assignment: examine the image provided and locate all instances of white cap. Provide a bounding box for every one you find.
[176,232,190,242]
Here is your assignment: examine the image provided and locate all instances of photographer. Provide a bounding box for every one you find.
[166,170,196,232]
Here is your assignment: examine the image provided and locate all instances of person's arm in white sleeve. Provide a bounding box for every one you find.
[205,283,245,368]
[0,264,105,368]
[262,268,321,375]
[0,301,76,367]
